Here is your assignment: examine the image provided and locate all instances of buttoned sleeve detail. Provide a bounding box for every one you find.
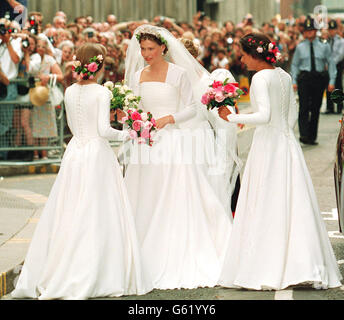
[288,80,298,129]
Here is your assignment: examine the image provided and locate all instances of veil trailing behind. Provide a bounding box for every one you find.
[123,24,242,215]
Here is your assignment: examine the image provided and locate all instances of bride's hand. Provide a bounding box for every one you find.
[218,106,231,122]
[156,115,175,129]
[115,109,127,122]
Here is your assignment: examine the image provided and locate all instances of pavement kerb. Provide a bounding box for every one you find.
[0,163,61,177]
[0,123,256,299]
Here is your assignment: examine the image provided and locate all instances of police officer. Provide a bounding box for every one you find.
[291,16,337,145]
[325,19,344,114]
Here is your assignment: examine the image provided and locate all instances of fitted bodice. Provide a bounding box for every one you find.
[139,82,180,119]
[64,83,124,144]
[250,68,291,128]
[228,67,298,135]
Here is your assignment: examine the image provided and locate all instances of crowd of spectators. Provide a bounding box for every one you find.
[0,8,343,160]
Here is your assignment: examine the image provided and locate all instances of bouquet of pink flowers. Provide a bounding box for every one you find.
[121,108,157,146]
[201,78,243,111]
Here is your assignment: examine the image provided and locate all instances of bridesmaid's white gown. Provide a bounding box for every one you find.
[124,63,233,290]
[11,83,152,299]
[218,67,342,290]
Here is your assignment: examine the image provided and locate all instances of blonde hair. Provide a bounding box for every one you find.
[180,38,200,58]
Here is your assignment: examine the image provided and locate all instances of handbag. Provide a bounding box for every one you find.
[48,74,64,107]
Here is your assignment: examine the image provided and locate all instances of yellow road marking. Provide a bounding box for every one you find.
[7,238,31,243]
[28,166,36,174]
[0,273,6,297]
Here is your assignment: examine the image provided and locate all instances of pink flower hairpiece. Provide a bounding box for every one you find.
[72,54,104,80]
[251,40,281,63]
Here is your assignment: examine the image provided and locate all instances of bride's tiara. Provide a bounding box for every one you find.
[135,25,168,47]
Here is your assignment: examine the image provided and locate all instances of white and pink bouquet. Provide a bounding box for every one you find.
[121,108,157,146]
[201,78,243,113]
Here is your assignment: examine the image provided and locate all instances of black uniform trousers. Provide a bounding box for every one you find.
[326,61,344,113]
[297,71,328,143]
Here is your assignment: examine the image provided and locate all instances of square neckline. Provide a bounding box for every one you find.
[139,62,171,85]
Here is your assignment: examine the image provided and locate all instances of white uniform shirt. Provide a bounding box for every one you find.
[0,37,23,80]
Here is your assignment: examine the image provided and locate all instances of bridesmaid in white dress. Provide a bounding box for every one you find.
[11,43,152,299]
[217,33,342,290]
[123,25,233,290]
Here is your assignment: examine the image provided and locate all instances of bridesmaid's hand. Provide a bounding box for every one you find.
[156,115,175,129]
[110,110,116,122]
[218,106,231,122]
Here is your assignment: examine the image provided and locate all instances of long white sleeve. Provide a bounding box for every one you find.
[227,76,271,125]
[97,89,129,141]
[172,70,197,124]
[288,82,298,129]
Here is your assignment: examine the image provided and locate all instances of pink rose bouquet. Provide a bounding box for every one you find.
[201,78,243,111]
[124,108,157,146]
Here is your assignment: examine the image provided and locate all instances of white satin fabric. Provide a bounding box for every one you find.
[219,68,342,290]
[124,63,233,290]
[11,83,152,299]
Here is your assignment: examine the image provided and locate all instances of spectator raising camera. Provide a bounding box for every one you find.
[0,18,22,160]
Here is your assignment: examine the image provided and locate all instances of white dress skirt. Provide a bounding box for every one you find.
[124,63,233,290]
[218,67,342,290]
[11,83,153,299]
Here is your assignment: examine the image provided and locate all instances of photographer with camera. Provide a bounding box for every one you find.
[0,18,23,160]
[9,33,37,161]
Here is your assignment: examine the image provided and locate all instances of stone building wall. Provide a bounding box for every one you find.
[27,0,278,27]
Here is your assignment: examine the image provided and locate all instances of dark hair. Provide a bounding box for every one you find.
[239,33,279,64]
[217,48,226,55]
[139,33,168,54]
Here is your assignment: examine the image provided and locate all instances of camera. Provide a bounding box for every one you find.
[28,16,38,35]
[199,11,207,21]
[0,23,7,36]
[104,65,112,71]
[87,31,94,38]
[22,38,30,48]
[47,36,54,45]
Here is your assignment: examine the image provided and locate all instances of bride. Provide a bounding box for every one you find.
[122,25,239,290]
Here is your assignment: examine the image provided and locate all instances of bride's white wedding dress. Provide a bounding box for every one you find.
[11,83,152,299]
[218,67,342,290]
[124,63,233,290]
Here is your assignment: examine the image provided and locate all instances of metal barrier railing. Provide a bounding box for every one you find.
[0,77,65,165]
[0,78,123,167]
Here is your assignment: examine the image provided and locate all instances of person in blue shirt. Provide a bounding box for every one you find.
[291,16,337,145]
[325,19,344,114]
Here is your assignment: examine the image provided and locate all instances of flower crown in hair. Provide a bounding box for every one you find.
[135,25,168,47]
[247,38,281,64]
[72,54,103,80]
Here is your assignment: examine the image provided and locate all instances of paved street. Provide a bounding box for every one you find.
[1,112,344,300]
